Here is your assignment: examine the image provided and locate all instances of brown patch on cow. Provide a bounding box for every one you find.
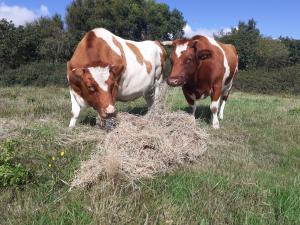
[113,37,127,71]
[126,42,143,64]
[126,42,152,74]
[145,61,152,74]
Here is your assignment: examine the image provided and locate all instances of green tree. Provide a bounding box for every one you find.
[0,19,18,70]
[33,14,73,63]
[280,37,300,65]
[65,0,185,42]
[0,19,41,69]
[256,38,289,69]
[218,18,261,70]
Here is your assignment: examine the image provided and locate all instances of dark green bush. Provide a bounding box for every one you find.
[234,64,300,95]
[0,62,67,87]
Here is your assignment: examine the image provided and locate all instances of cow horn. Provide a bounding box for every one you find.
[161,41,173,46]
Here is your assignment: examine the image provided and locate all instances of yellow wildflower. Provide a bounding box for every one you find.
[60,151,65,157]
[52,156,56,161]
[48,163,52,168]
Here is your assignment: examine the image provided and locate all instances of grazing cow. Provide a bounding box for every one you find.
[162,35,238,129]
[67,28,166,128]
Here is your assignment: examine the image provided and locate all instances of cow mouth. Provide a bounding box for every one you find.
[167,77,186,87]
[98,108,118,131]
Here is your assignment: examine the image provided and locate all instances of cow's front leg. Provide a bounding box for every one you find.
[183,86,196,117]
[69,90,81,128]
[210,85,222,129]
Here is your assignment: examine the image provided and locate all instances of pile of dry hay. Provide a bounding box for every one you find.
[71,110,208,188]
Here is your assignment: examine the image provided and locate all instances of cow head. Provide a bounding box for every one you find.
[163,38,212,87]
[68,64,121,119]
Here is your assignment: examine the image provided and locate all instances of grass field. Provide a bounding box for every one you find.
[0,86,300,225]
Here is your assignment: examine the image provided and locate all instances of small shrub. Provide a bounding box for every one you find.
[234,63,300,95]
[0,139,31,187]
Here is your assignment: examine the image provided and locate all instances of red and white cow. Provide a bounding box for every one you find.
[162,35,238,129]
[67,28,166,128]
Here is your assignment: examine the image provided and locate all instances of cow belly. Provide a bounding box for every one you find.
[117,70,154,101]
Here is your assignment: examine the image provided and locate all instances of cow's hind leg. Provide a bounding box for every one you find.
[210,85,222,129]
[144,75,163,108]
[69,90,81,128]
[219,81,233,120]
[219,95,229,120]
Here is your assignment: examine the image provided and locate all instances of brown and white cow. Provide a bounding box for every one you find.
[162,35,238,129]
[67,28,166,128]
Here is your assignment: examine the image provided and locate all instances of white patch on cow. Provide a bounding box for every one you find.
[175,42,188,58]
[92,28,121,56]
[206,37,230,85]
[88,66,110,92]
[117,40,160,101]
[106,104,115,114]
[210,98,220,129]
[219,100,226,120]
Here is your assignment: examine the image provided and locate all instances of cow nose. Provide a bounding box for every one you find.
[105,105,116,114]
[167,76,185,87]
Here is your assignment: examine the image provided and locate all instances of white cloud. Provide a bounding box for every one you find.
[0,2,50,26]
[39,5,50,16]
[183,24,231,38]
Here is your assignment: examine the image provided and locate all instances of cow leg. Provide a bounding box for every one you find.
[183,87,196,117]
[153,76,163,104]
[219,98,226,120]
[69,90,81,128]
[219,81,233,120]
[210,85,222,129]
[144,87,155,108]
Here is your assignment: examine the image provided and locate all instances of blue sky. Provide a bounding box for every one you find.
[1,0,300,38]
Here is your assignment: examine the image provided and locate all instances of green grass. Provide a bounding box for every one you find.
[0,87,299,225]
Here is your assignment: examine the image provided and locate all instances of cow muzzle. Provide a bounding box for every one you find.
[167,76,186,87]
[99,105,116,118]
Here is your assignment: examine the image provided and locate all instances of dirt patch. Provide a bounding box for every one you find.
[71,111,208,188]
[0,118,21,140]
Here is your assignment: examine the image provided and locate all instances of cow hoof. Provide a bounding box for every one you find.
[212,123,220,129]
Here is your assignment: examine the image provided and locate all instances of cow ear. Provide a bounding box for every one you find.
[197,49,212,60]
[191,40,198,49]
